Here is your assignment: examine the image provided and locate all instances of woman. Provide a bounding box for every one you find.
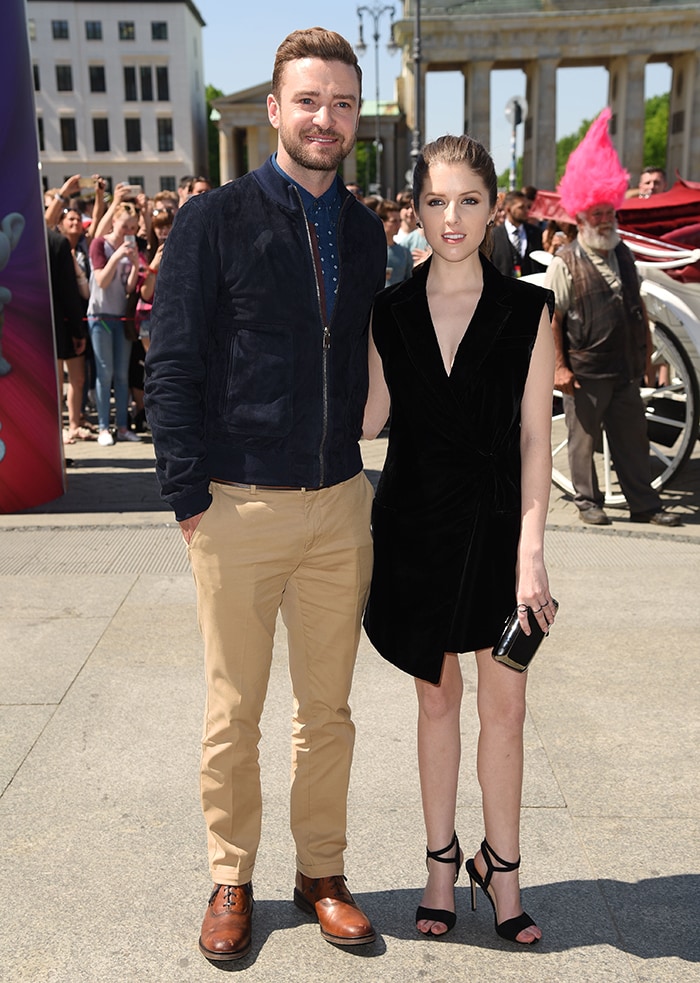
[135,205,173,352]
[377,199,413,286]
[87,202,140,446]
[56,206,90,443]
[127,205,174,432]
[363,136,556,945]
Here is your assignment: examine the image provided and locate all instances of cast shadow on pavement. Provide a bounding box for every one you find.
[202,875,699,969]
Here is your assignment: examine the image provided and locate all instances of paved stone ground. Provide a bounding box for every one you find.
[1,416,699,982]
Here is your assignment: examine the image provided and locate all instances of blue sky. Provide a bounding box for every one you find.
[194,0,670,182]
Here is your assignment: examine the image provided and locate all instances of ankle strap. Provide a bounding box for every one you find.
[480,838,520,890]
[426,830,458,864]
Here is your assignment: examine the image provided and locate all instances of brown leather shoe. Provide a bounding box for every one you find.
[294,872,376,946]
[198,882,253,961]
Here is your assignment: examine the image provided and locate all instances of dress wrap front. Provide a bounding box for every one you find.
[363,256,553,683]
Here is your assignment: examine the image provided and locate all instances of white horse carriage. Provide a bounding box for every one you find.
[530,183,700,505]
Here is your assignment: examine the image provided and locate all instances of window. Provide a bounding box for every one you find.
[52,20,69,40]
[28,19,36,41]
[157,118,173,152]
[60,118,77,152]
[33,64,40,92]
[156,66,169,102]
[152,22,168,41]
[140,66,153,102]
[124,67,137,101]
[38,117,45,152]
[56,65,73,92]
[125,118,141,153]
[128,175,145,187]
[93,118,110,152]
[89,66,106,93]
[119,21,135,41]
[85,21,102,40]
[160,176,176,192]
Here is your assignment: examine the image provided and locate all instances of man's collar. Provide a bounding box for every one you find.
[271,153,340,207]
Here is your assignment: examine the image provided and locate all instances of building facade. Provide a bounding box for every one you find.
[27,0,208,195]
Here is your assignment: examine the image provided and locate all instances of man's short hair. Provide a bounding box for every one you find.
[376,199,400,221]
[504,190,528,208]
[641,166,666,177]
[271,27,362,98]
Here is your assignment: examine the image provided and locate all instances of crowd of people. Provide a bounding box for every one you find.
[44,174,210,446]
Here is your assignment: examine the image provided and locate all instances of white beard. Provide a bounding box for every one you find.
[579,221,621,252]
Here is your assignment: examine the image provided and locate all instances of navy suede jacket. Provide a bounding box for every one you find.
[144,158,386,521]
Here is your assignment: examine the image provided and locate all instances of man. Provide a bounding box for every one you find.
[638,166,668,197]
[144,28,386,961]
[624,166,668,199]
[545,109,680,527]
[490,190,545,277]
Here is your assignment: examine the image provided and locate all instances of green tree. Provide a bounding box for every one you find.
[206,84,224,187]
[643,93,669,170]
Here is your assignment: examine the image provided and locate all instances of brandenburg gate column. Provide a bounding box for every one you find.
[667,51,700,180]
[463,61,492,148]
[609,54,647,184]
[523,58,557,191]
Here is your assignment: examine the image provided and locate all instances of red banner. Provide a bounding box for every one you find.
[0,0,65,511]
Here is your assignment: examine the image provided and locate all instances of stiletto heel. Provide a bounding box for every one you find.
[465,838,539,944]
[415,831,463,936]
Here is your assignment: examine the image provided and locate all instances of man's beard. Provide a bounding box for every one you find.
[279,123,354,173]
[579,220,620,252]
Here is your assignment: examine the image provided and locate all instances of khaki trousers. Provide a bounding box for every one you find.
[187,472,374,886]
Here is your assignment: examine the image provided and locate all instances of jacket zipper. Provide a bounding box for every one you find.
[295,186,345,488]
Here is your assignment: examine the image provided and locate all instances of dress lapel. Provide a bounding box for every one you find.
[387,255,516,404]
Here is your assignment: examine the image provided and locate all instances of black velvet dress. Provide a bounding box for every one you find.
[363,255,553,684]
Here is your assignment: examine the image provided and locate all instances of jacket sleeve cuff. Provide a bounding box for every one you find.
[172,485,213,523]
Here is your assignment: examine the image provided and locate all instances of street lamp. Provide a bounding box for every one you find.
[409,0,422,174]
[356,4,398,194]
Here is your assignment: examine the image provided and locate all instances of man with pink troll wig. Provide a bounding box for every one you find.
[544,109,681,527]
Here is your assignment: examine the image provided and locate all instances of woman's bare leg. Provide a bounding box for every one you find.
[472,647,541,943]
[414,653,463,935]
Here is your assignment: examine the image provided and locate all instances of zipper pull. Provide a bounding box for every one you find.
[323,325,331,349]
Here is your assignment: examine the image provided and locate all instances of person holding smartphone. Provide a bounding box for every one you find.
[87,202,140,445]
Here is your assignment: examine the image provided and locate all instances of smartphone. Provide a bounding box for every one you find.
[123,234,136,249]
[123,184,143,199]
[78,177,95,191]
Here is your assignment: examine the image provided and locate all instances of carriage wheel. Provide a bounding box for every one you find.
[551,322,700,505]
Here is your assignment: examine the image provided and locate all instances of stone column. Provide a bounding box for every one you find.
[463,61,492,148]
[218,125,231,185]
[523,58,557,191]
[344,144,358,186]
[608,54,647,184]
[667,51,700,180]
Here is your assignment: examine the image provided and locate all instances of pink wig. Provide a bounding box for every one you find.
[558,108,629,217]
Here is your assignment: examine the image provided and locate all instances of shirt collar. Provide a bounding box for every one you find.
[271,153,341,211]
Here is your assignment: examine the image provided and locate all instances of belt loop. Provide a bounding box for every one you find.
[250,484,256,493]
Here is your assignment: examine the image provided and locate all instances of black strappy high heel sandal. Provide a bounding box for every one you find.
[415,831,463,936]
[465,838,539,944]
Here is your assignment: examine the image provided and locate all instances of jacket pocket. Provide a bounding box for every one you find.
[219,324,293,437]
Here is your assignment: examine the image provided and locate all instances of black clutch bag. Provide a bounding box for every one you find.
[492,600,558,672]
